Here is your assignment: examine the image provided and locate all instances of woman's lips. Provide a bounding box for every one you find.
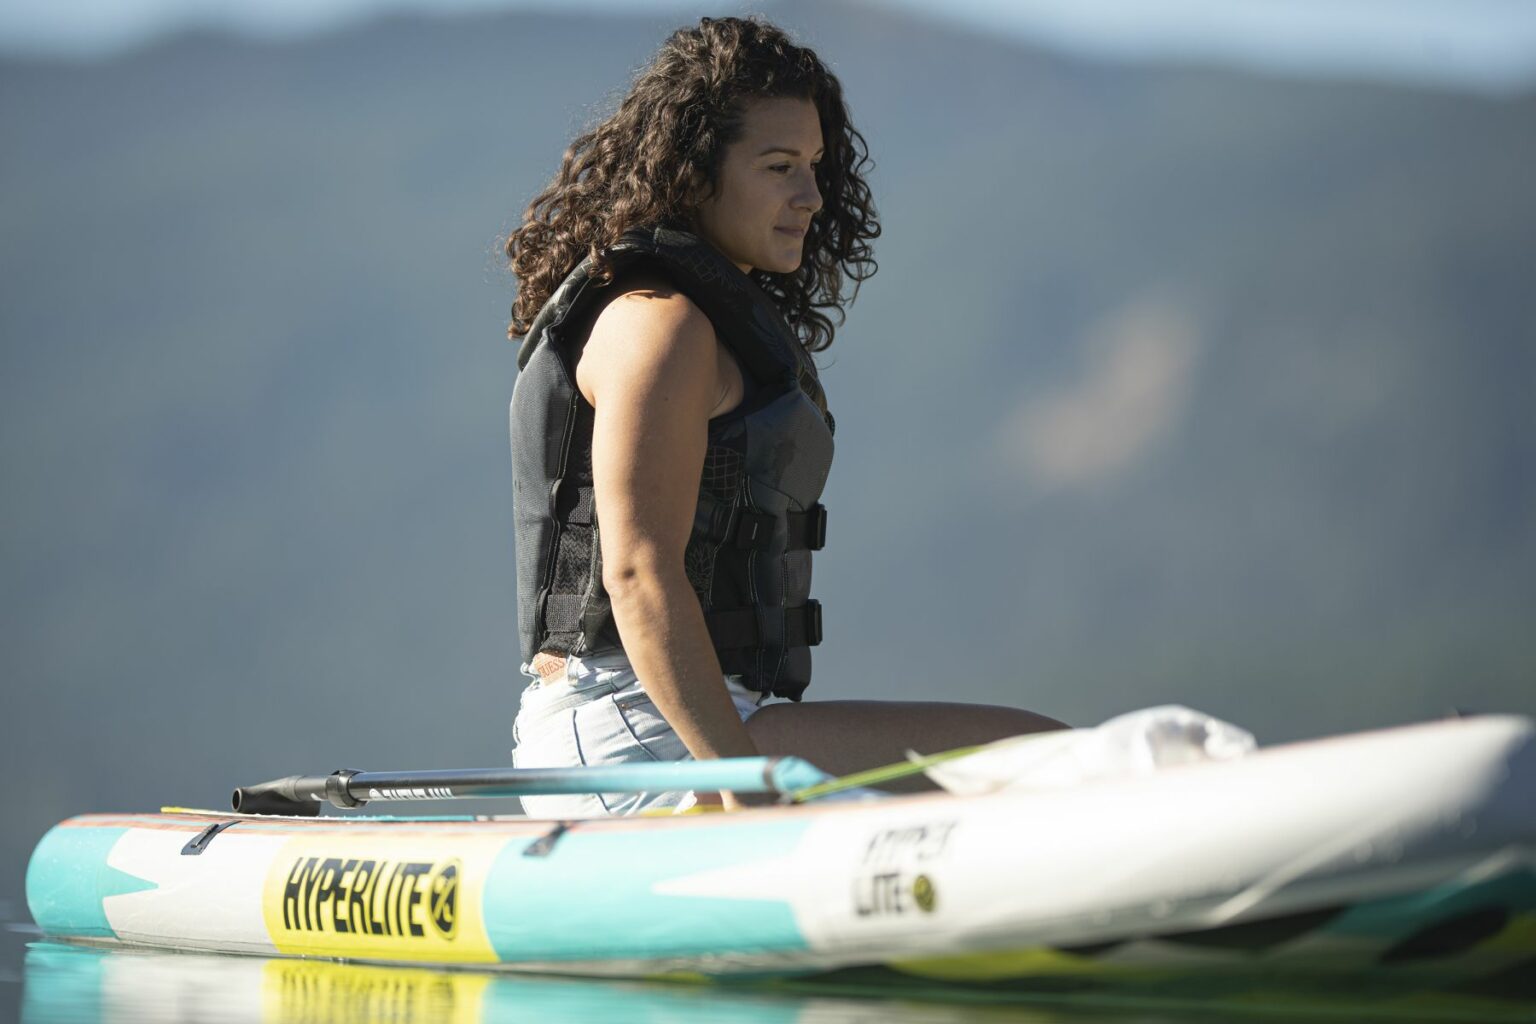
[775,227,806,238]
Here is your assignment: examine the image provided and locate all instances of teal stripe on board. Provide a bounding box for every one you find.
[1328,867,1536,939]
[26,826,158,938]
[482,818,811,962]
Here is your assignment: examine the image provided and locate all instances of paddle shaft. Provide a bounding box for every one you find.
[232,757,832,815]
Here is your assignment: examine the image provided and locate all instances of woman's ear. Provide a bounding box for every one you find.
[687,168,715,208]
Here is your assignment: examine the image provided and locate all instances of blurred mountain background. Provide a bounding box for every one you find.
[2,0,1533,901]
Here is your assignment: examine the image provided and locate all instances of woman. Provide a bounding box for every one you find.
[505,16,1063,817]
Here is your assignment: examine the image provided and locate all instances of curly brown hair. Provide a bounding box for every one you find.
[505,15,879,352]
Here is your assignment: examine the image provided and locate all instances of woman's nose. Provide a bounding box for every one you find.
[796,168,822,213]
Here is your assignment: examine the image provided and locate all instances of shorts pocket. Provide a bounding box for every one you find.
[612,693,692,763]
[573,693,690,814]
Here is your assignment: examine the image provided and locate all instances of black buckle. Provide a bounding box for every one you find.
[804,600,823,646]
[807,503,827,550]
[732,510,776,548]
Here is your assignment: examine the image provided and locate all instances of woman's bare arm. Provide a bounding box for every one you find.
[575,280,759,764]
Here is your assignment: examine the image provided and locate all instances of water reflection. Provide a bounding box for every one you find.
[20,942,1153,1024]
[18,940,1536,1024]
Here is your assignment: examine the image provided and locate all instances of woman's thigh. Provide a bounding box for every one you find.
[744,700,1067,788]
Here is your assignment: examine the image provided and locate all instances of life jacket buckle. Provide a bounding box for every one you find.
[807,503,827,551]
[804,600,823,647]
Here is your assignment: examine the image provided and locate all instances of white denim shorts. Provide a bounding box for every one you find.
[510,651,768,819]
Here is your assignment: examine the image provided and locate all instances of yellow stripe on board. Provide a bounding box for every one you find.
[261,835,505,963]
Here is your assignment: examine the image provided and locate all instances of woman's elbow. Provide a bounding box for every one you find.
[601,559,681,606]
[601,562,645,603]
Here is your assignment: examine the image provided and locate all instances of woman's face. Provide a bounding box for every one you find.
[693,96,824,275]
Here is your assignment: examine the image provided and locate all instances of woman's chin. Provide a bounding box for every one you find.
[764,252,803,274]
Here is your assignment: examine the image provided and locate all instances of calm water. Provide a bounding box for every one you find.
[5,934,1183,1024]
[4,917,1532,1024]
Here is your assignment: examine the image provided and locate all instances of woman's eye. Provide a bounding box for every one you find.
[770,164,792,174]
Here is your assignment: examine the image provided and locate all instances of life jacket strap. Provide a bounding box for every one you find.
[706,601,823,650]
[697,502,827,551]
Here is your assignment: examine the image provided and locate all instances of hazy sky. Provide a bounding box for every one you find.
[2,0,1534,92]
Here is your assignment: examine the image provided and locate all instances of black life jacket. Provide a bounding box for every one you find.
[509,225,834,699]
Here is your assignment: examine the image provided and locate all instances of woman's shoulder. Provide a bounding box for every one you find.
[573,265,720,403]
[587,267,716,349]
